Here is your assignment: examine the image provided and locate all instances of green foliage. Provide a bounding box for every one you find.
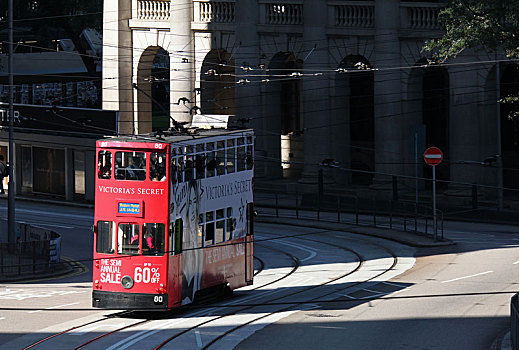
[423,0,519,61]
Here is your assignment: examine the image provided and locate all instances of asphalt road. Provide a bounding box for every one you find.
[0,201,517,349]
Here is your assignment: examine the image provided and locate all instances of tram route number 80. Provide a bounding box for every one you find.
[154,296,163,304]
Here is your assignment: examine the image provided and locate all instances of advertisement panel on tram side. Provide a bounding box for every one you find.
[170,170,253,304]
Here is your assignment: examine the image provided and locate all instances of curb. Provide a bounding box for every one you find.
[256,215,455,248]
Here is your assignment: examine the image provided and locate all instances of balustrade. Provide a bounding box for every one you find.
[137,0,170,21]
[403,4,441,30]
[264,3,303,25]
[195,1,235,23]
[334,4,374,28]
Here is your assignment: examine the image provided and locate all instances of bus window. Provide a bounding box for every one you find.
[98,151,112,179]
[114,152,146,181]
[150,153,166,182]
[118,223,140,255]
[142,223,165,256]
[96,221,115,254]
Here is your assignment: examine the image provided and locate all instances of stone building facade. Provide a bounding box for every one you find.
[102,0,519,197]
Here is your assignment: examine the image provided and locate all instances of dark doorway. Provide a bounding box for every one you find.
[422,66,449,183]
[200,49,235,115]
[500,63,519,188]
[151,48,170,131]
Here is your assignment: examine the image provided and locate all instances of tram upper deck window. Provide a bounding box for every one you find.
[114,152,146,181]
[98,151,112,179]
[142,223,165,256]
[226,139,235,173]
[216,141,225,175]
[118,223,140,255]
[150,153,166,182]
[96,221,115,254]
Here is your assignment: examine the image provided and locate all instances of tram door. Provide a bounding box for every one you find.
[245,204,254,283]
[168,218,183,306]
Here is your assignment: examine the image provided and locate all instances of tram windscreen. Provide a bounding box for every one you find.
[142,223,165,256]
[96,221,115,254]
[118,223,140,255]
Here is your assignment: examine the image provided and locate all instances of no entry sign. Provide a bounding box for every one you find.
[424,147,443,166]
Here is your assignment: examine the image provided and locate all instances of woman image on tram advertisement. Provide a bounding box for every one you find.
[181,179,204,304]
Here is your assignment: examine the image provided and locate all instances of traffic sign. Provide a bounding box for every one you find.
[424,146,443,166]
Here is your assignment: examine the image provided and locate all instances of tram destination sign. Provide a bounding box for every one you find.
[118,202,142,215]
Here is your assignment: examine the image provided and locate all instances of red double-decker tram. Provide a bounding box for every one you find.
[92,129,254,309]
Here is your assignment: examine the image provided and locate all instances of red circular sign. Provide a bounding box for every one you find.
[424,147,443,166]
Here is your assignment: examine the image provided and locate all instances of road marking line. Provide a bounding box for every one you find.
[441,271,493,283]
[0,317,5,320]
[195,330,203,347]
[28,302,79,313]
[513,260,519,265]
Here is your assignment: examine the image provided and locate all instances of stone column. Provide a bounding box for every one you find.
[372,0,403,188]
[102,0,134,134]
[446,54,481,195]
[299,0,332,184]
[235,0,266,177]
[170,0,195,125]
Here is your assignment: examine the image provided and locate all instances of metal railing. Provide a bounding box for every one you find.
[256,191,444,241]
[0,224,62,280]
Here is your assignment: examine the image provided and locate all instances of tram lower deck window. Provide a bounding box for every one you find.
[142,223,165,256]
[118,223,140,255]
[96,221,115,254]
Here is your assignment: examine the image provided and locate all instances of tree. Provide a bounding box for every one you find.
[424,0,519,60]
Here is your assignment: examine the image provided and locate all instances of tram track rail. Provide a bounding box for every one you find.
[20,243,300,350]
[196,229,398,350]
[21,227,401,350]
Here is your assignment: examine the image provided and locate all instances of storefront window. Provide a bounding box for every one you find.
[32,147,65,195]
[74,151,85,195]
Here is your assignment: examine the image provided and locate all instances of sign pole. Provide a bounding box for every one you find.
[424,146,443,242]
[432,165,437,241]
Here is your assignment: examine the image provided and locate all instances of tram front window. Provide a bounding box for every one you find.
[118,223,140,255]
[142,223,165,256]
[96,221,115,254]
[114,152,146,181]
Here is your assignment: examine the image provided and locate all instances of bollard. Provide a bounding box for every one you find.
[356,197,359,225]
[337,196,341,223]
[296,192,299,219]
[392,176,398,201]
[472,184,478,209]
[32,242,36,273]
[275,193,279,217]
[390,201,393,229]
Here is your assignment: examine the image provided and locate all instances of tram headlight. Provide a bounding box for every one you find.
[121,275,134,289]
